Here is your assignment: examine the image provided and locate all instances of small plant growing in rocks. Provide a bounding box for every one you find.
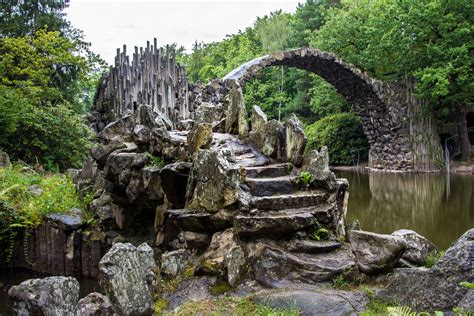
[297,171,314,190]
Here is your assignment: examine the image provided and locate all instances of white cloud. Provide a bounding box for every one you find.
[65,0,301,64]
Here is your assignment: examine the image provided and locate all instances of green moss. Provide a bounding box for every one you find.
[424,250,445,268]
[209,280,234,296]
[360,299,394,315]
[146,153,166,168]
[154,298,168,315]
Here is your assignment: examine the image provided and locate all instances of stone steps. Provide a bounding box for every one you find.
[244,163,294,178]
[251,192,327,210]
[284,240,342,253]
[245,176,299,197]
[234,211,315,236]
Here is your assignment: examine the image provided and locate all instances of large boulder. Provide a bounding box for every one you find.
[225,245,247,287]
[186,149,240,212]
[248,241,355,287]
[76,292,115,316]
[261,119,283,159]
[99,242,156,315]
[187,123,213,155]
[199,229,238,276]
[195,102,224,124]
[391,229,437,266]
[302,147,337,191]
[284,114,307,166]
[379,229,474,312]
[248,105,267,148]
[224,80,249,137]
[349,230,406,274]
[8,276,79,315]
[161,249,188,278]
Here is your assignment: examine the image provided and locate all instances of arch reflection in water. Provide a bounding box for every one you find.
[337,171,474,249]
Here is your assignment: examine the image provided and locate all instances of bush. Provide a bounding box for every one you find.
[305,112,368,165]
[0,86,22,145]
[0,164,86,260]
[2,102,93,171]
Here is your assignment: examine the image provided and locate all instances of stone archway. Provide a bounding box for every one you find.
[223,48,442,172]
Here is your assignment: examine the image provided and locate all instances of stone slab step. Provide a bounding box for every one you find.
[234,212,315,236]
[252,192,327,210]
[285,240,342,253]
[244,163,294,178]
[245,176,299,197]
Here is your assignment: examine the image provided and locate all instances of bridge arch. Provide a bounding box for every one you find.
[223,48,442,172]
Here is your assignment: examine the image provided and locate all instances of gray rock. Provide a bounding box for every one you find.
[302,147,337,191]
[91,142,127,167]
[8,276,79,315]
[46,211,85,230]
[176,119,195,131]
[182,231,211,249]
[99,242,156,315]
[261,119,283,158]
[234,211,315,236]
[379,230,474,311]
[187,123,213,155]
[254,290,356,316]
[76,292,115,316]
[349,230,406,274]
[456,290,474,312]
[161,249,188,278]
[225,245,246,287]
[248,241,355,287]
[195,102,224,124]
[224,80,249,137]
[1,150,11,168]
[186,149,240,212]
[284,114,307,166]
[249,105,267,148]
[391,229,437,266]
[285,239,342,253]
[200,229,237,276]
[166,209,233,233]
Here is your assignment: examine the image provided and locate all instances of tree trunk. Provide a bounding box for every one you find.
[456,105,471,161]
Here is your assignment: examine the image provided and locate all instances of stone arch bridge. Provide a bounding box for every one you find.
[93,43,442,172]
[223,48,442,172]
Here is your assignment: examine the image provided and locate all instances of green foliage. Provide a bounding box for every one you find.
[360,299,394,316]
[255,11,293,53]
[386,306,419,316]
[0,86,22,144]
[310,220,330,241]
[146,153,166,168]
[305,113,368,165]
[424,250,445,268]
[459,281,474,290]
[3,103,93,171]
[297,171,314,190]
[0,164,85,261]
[209,280,234,296]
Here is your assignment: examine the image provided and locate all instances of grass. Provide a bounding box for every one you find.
[0,164,87,261]
[424,250,445,268]
[171,297,300,316]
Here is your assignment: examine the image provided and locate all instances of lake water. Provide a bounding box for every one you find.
[336,170,474,250]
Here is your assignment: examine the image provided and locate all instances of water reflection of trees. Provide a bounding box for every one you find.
[339,171,474,249]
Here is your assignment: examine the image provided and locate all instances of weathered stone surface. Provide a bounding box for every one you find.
[245,176,296,197]
[0,150,10,168]
[248,105,267,148]
[234,212,315,236]
[91,142,127,168]
[76,292,115,316]
[254,290,356,316]
[456,290,474,312]
[46,211,85,230]
[379,229,474,311]
[176,119,195,131]
[182,231,211,249]
[285,239,342,253]
[99,242,156,315]
[161,249,188,278]
[199,229,237,276]
[225,245,246,287]
[349,230,406,274]
[8,276,79,315]
[166,209,233,233]
[391,229,437,266]
[224,80,249,137]
[248,241,355,287]
[187,123,213,155]
[284,114,307,166]
[195,102,223,124]
[302,147,337,191]
[261,119,283,158]
[244,163,292,179]
[186,149,240,212]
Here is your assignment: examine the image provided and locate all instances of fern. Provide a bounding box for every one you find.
[387,306,418,316]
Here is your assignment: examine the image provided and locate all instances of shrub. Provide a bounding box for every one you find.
[2,102,93,171]
[305,112,368,165]
[0,164,84,261]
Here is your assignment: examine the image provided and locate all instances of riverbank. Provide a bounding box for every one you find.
[331,161,474,174]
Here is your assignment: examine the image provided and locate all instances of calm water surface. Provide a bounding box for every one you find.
[336,170,474,250]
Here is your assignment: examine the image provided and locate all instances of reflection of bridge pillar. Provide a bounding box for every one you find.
[223,48,443,172]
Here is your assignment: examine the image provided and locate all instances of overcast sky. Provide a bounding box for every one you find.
[65,0,301,65]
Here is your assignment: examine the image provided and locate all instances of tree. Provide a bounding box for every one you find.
[310,0,474,160]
